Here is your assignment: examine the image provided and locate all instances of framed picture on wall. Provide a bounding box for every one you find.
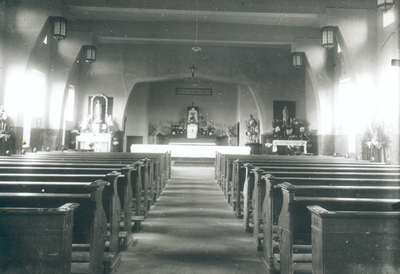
[273,101,296,121]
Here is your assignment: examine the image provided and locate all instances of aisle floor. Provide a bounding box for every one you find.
[117,166,264,274]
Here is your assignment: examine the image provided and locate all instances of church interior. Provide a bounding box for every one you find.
[1,1,400,274]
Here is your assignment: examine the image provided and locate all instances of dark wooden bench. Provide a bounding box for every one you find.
[308,205,400,274]
[223,157,399,252]
[274,183,400,274]
[12,151,171,183]
[0,173,122,273]
[0,154,164,237]
[7,151,170,207]
[217,154,386,204]
[0,152,172,249]
[258,176,400,274]
[232,159,399,221]
[0,180,110,274]
[0,203,79,274]
[215,153,384,191]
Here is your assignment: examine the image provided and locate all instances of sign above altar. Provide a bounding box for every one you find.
[176,88,212,96]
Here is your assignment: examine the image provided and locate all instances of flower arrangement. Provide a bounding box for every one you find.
[271,118,308,140]
[227,124,236,137]
[149,122,159,137]
[363,119,389,149]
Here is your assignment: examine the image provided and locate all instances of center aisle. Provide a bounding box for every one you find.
[117,166,264,274]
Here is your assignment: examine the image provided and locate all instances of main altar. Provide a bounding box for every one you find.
[151,103,219,145]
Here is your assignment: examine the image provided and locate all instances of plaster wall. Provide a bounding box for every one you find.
[124,82,149,143]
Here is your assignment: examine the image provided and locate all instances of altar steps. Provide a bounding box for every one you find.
[172,157,215,167]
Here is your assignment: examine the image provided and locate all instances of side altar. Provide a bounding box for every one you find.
[75,94,118,152]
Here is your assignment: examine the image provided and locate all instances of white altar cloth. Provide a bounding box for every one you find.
[130,144,250,158]
[272,140,307,153]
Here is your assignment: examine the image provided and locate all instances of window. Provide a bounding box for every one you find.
[65,85,75,121]
[383,10,395,27]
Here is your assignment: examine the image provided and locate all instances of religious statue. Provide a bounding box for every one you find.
[187,103,198,138]
[0,106,9,131]
[282,106,289,127]
[245,114,259,143]
[188,112,197,124]
[94,100,103,123]
[187,106,198,124]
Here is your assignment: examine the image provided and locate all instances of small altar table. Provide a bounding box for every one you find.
[76,133,112,152]
[271,140,307,153]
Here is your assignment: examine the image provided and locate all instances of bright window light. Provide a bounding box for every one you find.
[43,35,47,44]
[22,69,46,147]
[24,70,46,117]
[337,78,356,152]
[383,11,395,27]
[337,44,341,53]
[66,85,75,121]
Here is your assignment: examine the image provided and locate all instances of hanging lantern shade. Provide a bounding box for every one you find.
[377,0,395,11]
[321,26,336,49]
[292,52,304,69]
[84,46,97,63]
[52,17,67,41]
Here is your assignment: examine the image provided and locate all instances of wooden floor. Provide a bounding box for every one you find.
[116,166,264,274]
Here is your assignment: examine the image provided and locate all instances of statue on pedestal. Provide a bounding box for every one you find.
[94,100,103,123]
[187,103,198,139]
[282,106,289,127]
[245,114,259,143]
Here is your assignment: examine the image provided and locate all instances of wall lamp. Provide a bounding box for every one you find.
[321,26,336,49]
[377,0,395,11]
[84,46,97,63]
[52,17,67,41]
[292,52,305,69]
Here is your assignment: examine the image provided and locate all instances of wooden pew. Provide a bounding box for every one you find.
[275,183,400,274]
[0,172,123,273]
[217,154,389,193]
[235,161,400,227]
[11,151,170,206]
[219,154,388,190]
[308,205,400,274]
[13,151,171,185]
[0,156,156,235]
[227,158,399,253]
[0,203,79,274]
[0,180,110,274]
[259,177,400,274]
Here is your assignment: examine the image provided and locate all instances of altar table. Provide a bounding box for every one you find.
[271,140,307,153]
[76,133,112,152]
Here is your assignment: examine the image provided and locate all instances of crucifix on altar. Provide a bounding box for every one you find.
[187,103,199,138]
